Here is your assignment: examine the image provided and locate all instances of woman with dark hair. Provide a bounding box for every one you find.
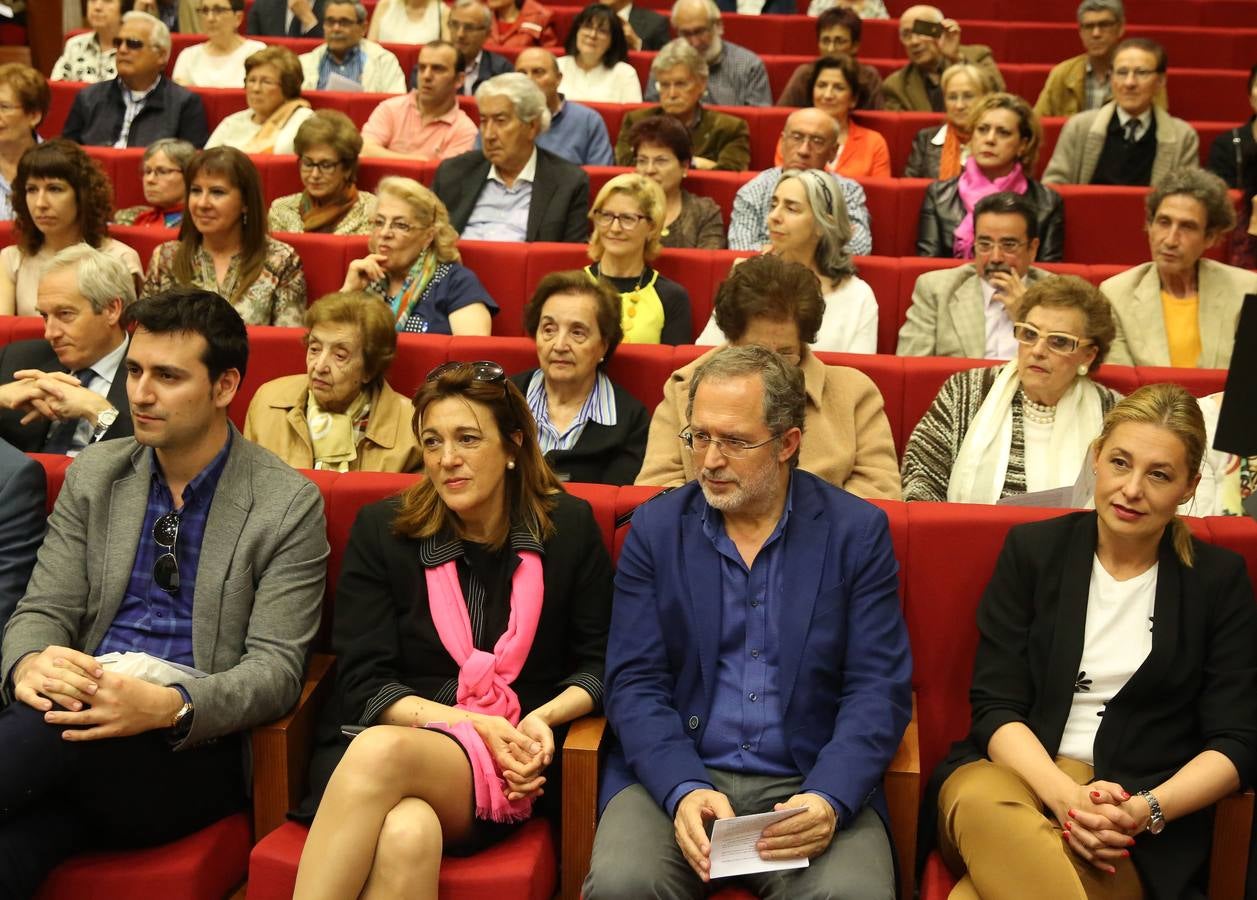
[269,110,377,236]
[170,0,264,88]
[629,116,725,250]
[1,140,142,316]
[1206,63,1257,268]
[112,138,195,227]
[511,271,649,485]
[487,0,557,47]
[773,55,890,178]
[556,5,641,103]
[292,361,612,898]
[206,46,313,155]
[0,63,49,222]
[142,147,307,326]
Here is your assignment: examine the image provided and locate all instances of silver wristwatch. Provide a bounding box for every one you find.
[92,406,119,440]
[1137,789,1165,834]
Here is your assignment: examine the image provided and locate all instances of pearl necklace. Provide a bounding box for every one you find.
[1020,391,1057,425]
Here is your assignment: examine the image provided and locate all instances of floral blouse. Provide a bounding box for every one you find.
[142,236,307,327]
[51,32,117,83]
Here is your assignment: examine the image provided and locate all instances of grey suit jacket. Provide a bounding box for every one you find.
[0,439,45,637]
[1041,101,1199,186]
[898,264,1052,358]
[1099,259,1257,368]
[1,428,329,747]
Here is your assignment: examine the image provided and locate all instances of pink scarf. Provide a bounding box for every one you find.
[952,156,1029,259]
[424,550,545,823]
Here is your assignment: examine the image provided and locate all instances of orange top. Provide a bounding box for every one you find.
[774,119,892,179]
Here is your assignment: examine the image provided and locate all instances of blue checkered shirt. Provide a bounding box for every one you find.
[727,167,873,255]
[317,43,367,90]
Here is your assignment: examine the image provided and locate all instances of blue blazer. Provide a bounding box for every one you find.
[599,471,913,828]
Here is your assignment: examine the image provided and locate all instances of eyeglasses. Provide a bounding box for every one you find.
[593,210,649,229]
[0,102,24,115]
[323,15,360,28]
[974,237,1028,253]
[246,76,280,88]
[142,165,181,177]
[426,360,507,383]
[300,157,343,173]
[370,217,419,234]
[152,511,181,593]
[448,19,488,32]
[578,22,611,35]
[1080,18,1120,31]
[195,5,235,16]
[783,130,830,148]
[679,429,780,459]
[1012,322,1092,354]
[112,36,147,50]
[1113,67,1158,81]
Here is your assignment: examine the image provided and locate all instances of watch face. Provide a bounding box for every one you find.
[1148,816,1165,834]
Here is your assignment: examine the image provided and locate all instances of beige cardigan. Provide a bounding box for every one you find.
[634,347,903,500]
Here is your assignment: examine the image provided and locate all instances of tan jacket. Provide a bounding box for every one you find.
[1033,53,1167,119]
[882,44,1004,112]
[243,374,423,473]
[1099,259,1257,368]
[634,347,903,500]
[1041,101,1198,185]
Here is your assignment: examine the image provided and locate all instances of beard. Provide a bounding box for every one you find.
[698,450,782,514]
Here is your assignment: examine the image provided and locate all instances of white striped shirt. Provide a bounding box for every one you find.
[526,369,618,453]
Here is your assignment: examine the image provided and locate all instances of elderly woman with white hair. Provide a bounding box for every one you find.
[697,168,877,353]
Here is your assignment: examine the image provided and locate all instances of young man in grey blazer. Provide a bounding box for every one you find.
[0,289,330,896]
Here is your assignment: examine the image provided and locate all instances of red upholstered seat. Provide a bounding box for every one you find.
[920,850,960,898]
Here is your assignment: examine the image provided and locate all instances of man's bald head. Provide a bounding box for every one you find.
[780,108,840,170]
[898,5,947,68]
[514,47,562,107]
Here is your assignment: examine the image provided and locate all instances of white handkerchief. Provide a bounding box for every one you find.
[324,72,364,92]
[708,807,810,879]
[96,651,207,684]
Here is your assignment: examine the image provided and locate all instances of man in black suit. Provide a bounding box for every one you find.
[433,73,590,244]
[0,246,134,455]
[600,0,670,51]
[246,0,326,37]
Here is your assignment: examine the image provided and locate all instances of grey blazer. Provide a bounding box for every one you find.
[1099,259,1257,368]
[1,428,329,747]
[1041,101,1199,186]
[898,264,1052,358]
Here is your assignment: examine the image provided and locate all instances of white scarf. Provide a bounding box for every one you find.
[948,360,1103,504]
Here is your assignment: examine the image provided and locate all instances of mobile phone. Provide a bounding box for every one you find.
[911,18,945,38]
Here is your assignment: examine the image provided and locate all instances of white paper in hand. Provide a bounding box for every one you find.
[707,806,809,879]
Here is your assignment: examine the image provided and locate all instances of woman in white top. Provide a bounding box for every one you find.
[171,0,265,88]
[206,47,313,156]
[0,140,141,316]
[50,0,122,83]
[697,168,877,353]
[556,4,642,104]
[367,0,448,44]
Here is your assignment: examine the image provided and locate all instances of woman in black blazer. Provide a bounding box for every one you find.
[511,270,649,486]
[916,92,1065,261]
[931,383,1257,900]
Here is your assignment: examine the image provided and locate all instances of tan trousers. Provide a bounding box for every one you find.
[937,758,1147,900]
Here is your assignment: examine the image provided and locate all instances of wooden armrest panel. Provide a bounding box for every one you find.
[561,715,607,900]
[884,694,920,900]
[1209,788,1253,900]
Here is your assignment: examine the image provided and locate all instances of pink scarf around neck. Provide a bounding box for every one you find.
[425,550,545,823]
[952,156,1029,259]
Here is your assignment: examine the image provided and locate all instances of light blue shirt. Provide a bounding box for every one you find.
[538,99,614,166]
[318,43,366,90]
[461,148,538,242]
[525,369,617,453]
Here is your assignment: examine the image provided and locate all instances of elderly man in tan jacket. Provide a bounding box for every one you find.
[882,4,1003,112]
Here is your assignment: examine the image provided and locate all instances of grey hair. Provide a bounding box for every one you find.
[40,244,137,315]
[651,38,709,80]
[1145,167,1236,234]
[779,169,857,283]
[122,10,171,61]
[686,345,806,465]
[670,0,722,29]
[1076,0,1124,24]
[142,138,195,171]
[452,0,493,28]
[475,72,551,132]
[326,0,369,22]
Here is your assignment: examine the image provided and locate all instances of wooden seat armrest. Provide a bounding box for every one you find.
[561,715,607,900]
[884,694,920,900]
[251,653,336,840]
[1209,787,1253,900]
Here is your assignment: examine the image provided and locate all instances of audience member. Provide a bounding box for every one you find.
[244,292,422,472]
[268,110,378,235]
[171,0,265,88]
[206,47,313,155]
[113,138,194,227]
[1206,63,1257,268]
[637,255,901,498]
[917,93,1064,261]
[902,275,1120,503]
[247,0,325,36]
[1196,391,1256,516]
[51,0,124,83]
[0,289,329,898]
[61,11,209,148]
[298,1,407,93]
[616,40,750,171]
[776,7,885,111]
[512,271,649,485]
[701,169,877,354]
[728,108,872,254]
[434,73,590,243]
[1,141,142,316]
[558,4,642,103]
[0,437,43,636]
[0,64,49,222]
[644,0,771,108]
[0,246,136,455]
[808,0,888,16]
[903,62,991,179]
[1042,38,1198,186]
[586,342,911,898]
[449,0,513,95]
[774,55,891,178]
[368,0,447,43]
[931,383,1257,900]
[342,176,498,334]
[488,0,559,47]
[143,148,307,326]
[362,41,478,160]
[132,0,199,30]
[291,361,611,898]
[1101,168,1257,368]
[600,0,669,51]
[899,192,1053,358]
[883,5,1004,112]
[629,116,726,250]
[515,48,615,166]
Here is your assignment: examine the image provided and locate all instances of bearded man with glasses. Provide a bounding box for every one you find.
[0,288,329,897]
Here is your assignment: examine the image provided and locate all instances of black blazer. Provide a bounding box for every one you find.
[627,6,670,51]
[916,176,1065,261]
[509,370,649,485]
[0,339,134,453]
[61,77,209,149]
[415,49,511,92]
[245,0,325,36]
[928,512,1257,900]
[432,147,590,243]
[903,124,944,178]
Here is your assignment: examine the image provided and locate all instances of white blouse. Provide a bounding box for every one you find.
[3,239,143,316]
[172,39,267,89]
[556,56,643,104]
[373,0,443,44]
[206,106,315,156]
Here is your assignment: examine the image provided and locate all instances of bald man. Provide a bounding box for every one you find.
[513,48,614,165]
[882,4,1004,112]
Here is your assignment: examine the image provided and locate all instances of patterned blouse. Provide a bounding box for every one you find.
[142,236,307,327]
[51,32,117,83]
[267,191,377,236]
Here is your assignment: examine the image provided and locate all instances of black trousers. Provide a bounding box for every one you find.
[0,701,246,898]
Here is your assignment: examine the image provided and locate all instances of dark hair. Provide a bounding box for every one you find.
[174,148,266,306]
[972,191,1039,242]
[421,39,467,75]
[1114,37,1167,72]
[522,270,624,366]
[1249,62,1257,94]
[807,54,864,109]
[564,4,629,68]
[712,255,825,346]
[627,115,694,165]
[816,6,861,44]
[13,139,113,256]
[293,109,363,183]
[122,287,250,381]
